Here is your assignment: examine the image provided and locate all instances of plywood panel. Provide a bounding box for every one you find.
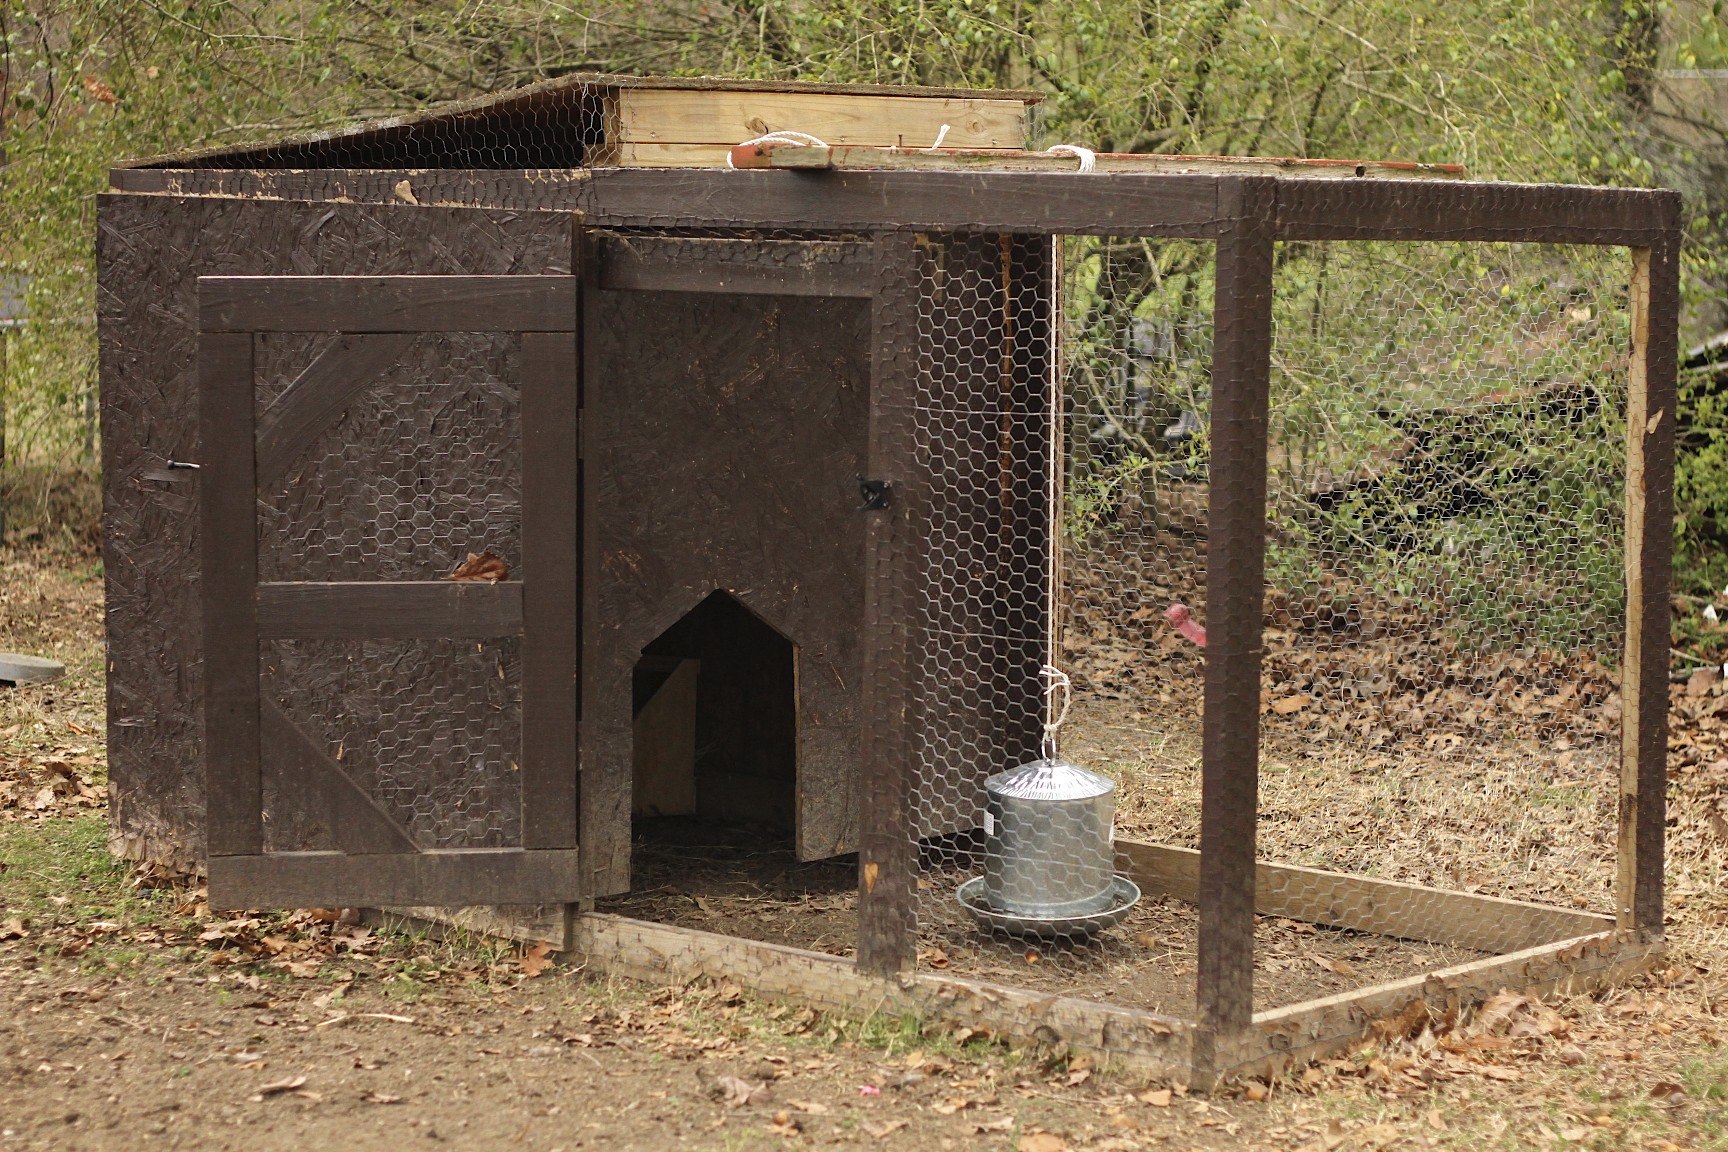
[632,657,699,817]
[611,90,1026,149]
[583,284,870,877]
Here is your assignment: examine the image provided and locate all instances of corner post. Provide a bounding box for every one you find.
[1620,217,1681,938]
[857,230,923,977]
[1195,176,1277,1078]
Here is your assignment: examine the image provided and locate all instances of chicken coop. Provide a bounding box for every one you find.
[100,73,1679,1086]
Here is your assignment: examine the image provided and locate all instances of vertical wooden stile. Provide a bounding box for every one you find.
[520,321,581,850]
[198,328,262,861]
[1194,177,1277,1079]
[857,231,923,977]
[578,230,633,897]
[1620,229,1681,937]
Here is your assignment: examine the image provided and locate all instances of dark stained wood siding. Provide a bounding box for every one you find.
[581,282,871,887]
[97,193,574,870]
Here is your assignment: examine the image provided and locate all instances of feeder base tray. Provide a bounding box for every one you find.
[957,875,1141,939]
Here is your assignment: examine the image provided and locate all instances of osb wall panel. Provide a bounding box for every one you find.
[584,286,870,878]
[96,193,574,870]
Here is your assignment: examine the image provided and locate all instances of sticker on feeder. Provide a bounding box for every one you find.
[983,811,995,837]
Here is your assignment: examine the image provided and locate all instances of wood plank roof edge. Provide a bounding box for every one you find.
[119,72,1044,170]
[729,141,1468,177]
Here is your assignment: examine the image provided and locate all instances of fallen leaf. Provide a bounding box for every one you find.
[767,1110,802,1136]
[863,1119,908,1139]
[1138,1088,1172,1107]
[971,1116,1016,1133]
[787,1100,829,1115]
[1270,694,1312,715]
[363,1092,402,1104]
[520,941,554,978]
[1019,1134,1069,1152]
[712,1075,769,1108]
[253,1075,307,1099]
[446,550,508,582]
[1311,956,1357,978]
[0,918,26,940]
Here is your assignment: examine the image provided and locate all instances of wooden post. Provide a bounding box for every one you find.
[857,231,922,977]
[1620,231,1681,938]
[198,327,262,864]
[1194,177,1277,1078]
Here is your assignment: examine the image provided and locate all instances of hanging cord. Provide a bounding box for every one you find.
[1040,664,1072,760]
[1045,143,1098,173]
[727,130,830,168]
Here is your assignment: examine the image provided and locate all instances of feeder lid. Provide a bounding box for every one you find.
[985,758,1115,802]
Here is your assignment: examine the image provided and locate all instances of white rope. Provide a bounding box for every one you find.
[727,130,830,168]
[1039,664,1072,760]
[926,123,951,151]
[1045,143,1097,173]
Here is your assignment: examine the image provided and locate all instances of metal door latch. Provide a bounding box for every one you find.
[858,477,891,510]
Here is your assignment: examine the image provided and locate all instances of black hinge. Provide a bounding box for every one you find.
[858,477,891,510]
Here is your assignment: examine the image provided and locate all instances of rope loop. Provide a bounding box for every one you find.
[1039,664,1072,760]
[727,130,831,168]
[1045,143,1098,173]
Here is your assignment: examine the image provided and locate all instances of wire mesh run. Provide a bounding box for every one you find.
[903,232,1635,1016]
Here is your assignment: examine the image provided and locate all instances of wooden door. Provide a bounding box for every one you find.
[199,258,580,909]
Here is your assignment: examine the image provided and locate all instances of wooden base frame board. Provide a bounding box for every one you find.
[364,838,1657,1087]
[550,911,1658,1089]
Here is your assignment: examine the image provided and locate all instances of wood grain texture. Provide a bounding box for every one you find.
[1275,180,1680,245]
[254,332,415,486]
[598,234,874,298]
[201,275,577,333]
[730,143,1464,179]
[1195,177,1277,1070]
[1237,932,1660,1082]
[199,330,262,857]
[1117,840,1613,955]
[1621,232,1683,936]
[610,90,1024,149]
[259,696,419,854]
[114,170,1676,249]
[856,231,922,977]
[567,912,1195,1081]
[208,848,585,909]
[255,581,523,639]
[581,283,871,888]
[120,74,1038,171]
[98,194,573,872]
[520,328,582,851]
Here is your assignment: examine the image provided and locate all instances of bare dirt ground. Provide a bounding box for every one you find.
[1,543,1727,1151]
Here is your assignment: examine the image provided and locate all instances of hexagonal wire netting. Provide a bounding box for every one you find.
[255,331,526,851]
[906,234,1632,1016]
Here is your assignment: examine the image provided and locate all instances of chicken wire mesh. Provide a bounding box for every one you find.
[904,233,1633,1014]
[250,330,527,852]
[1253,240,1631,914]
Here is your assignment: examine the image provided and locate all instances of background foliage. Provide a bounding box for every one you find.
[2,0,1725,601]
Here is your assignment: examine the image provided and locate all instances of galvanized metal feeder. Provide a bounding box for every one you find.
[959,669,1140,938]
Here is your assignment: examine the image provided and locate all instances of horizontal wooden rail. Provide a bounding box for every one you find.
[199,275,577,332]
[730,142,1466,181]
[121,172,1678,248]
[256,580,523,639]
[208,848,584,909]
[597,235,874,297]
[1116,839,1613,955]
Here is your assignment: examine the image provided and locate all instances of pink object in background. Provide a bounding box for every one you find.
[1164,602,1207,648]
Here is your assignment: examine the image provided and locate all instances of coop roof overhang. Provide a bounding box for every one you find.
[116,72,1043,171]
[110,166,1678,245]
